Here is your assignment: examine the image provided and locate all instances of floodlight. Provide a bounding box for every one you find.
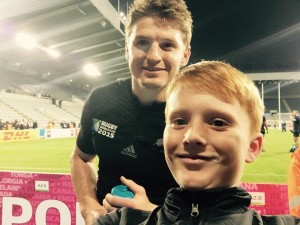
[15,33,37,50]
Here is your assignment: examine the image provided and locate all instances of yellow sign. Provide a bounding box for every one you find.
[0,129,39,142]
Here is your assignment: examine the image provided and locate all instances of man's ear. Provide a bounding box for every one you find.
[125,44,128,61]
[180,46,191,67]
[245,133,263,163]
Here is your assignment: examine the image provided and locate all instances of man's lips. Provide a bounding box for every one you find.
[142,66,164,72]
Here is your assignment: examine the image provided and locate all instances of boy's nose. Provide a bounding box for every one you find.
[183,126,207,146]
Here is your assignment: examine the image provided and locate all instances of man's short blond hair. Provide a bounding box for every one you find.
[125,0,193,48]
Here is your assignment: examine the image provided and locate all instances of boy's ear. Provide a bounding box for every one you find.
[245,133,263,163]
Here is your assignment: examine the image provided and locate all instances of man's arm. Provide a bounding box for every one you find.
[70,146,107,225]
[290,113,296,122]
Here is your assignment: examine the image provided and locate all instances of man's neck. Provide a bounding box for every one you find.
[132,80,166,105]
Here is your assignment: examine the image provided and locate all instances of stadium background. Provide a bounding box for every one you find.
[0,0,300,224]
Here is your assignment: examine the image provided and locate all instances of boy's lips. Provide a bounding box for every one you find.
[174,153,219,170]
[177,154,216,162]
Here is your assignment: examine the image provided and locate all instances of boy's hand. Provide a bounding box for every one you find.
[103,176,157,212]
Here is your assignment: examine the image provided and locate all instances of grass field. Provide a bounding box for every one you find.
[0,137,76,173]
[0,129,295,184]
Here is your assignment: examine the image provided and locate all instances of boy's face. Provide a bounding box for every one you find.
[164,88,262,190]
[126,17,190,91]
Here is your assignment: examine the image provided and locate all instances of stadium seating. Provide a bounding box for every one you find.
[0,92,83,128]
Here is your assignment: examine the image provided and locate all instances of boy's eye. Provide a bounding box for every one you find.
[211,119,229,127]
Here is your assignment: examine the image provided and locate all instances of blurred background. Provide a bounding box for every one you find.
[0,0,300,127]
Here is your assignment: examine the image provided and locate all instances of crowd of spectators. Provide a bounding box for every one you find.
[60,120,76,129]
[1,90,79,131]
[0,118,78,130]
[47,120,78,129]
[0,118,38,130]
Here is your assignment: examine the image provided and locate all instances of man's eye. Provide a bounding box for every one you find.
[136,39,148,46]
[173,118,187,126]
[161,42,174,50]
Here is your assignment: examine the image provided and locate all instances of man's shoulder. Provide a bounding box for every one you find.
[88,78,132,102]
[93,78,131,94]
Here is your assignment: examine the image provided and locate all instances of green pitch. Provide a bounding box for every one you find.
[0,137,76,174]
[0,129,295,184]
[243,128,293,184]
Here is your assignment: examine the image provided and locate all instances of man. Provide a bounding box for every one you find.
[261,115,268,152]
[282,121,287,132]
[95,61,300,225]
[261,115,268,136]
[70,0,193,224]
[290,110,300,153]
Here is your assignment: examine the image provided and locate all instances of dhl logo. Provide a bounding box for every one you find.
[2,131,31,141]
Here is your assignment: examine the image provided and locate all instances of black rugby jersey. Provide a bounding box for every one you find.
[77,78,177,205]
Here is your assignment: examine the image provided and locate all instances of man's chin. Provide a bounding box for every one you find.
[141,83,162,89]
[139,79,167,89]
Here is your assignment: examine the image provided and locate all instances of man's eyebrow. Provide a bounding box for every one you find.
[134,34,176,42]
[134,34,149,39]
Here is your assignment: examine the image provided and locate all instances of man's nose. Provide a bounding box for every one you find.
[146,43,162,63]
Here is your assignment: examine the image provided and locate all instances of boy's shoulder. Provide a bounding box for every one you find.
[95,207,150,225]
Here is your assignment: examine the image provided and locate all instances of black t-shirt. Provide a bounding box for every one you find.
[261,116,266,133]
[293,115,300,132]
[76,78,177,205]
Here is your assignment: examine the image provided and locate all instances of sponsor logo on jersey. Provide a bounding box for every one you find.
[121,145,137,158]
[151,138,164,153]
[92,119,118,139]
[153,138,163,147]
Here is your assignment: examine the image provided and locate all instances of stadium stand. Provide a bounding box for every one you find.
[0,91,83,128]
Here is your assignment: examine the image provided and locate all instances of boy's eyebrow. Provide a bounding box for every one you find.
[167,107,189,117]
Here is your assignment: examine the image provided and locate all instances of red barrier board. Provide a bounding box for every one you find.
[0,171,84,225]
[0,171,290,225]
[241,182,290,215]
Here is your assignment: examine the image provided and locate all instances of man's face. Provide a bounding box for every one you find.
[164,88,262,190]
[126,17,190,90]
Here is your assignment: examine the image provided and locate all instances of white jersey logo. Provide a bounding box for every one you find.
[121,145,137,158]
[92,119,118,139]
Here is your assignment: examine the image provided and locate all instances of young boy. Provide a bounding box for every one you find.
[94,61,300,224]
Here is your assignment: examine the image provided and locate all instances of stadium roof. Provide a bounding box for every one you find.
[0,0,299,98]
